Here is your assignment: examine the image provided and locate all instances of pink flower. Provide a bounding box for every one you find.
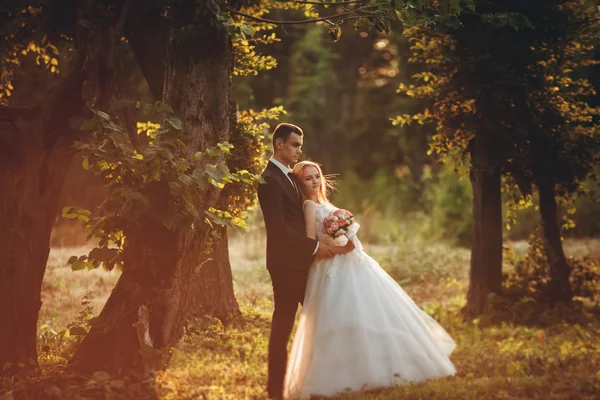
[331,222,339,231]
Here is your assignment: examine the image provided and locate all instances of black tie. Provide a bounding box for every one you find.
[287,172,300,200]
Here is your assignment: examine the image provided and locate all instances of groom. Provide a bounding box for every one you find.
[257,123,334,399]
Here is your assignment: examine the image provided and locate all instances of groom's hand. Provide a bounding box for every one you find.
[315,242,335,259]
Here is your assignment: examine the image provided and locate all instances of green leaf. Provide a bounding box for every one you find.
[205,210,227,226]
[71,260,88,271]
[207,147,220,157]
[240,24,256,38]
[205,163,230,182]
[168,117,183,130]
[462,0,476,12]
[89,247,119,265]
[62,206,91,222]
[82,156,90,170]
[121,190,151,211]
[67,256,78,265]
[144,146,159,161]
[217,142,234,154]
[444,16,462,29]
[231,217,247,231]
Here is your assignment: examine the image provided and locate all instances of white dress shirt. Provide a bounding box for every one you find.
[269,157,319,255]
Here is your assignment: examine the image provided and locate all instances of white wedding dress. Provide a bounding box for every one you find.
[283,202,456,399]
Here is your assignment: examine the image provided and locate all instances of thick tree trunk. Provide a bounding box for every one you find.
[69,4,233,376]
[0,0,125,377]
[463,137,503,317]
[188,226,242,323]
[124,5,242,325]
[536,176,572,303]
[0,136,71,378]
[0,72,83,378]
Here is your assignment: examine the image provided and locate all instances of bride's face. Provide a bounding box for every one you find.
[298,166,321,197]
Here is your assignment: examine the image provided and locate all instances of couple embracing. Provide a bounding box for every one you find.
[257,123,456,400]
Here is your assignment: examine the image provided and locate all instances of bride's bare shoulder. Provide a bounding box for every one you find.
[303,199,317,210]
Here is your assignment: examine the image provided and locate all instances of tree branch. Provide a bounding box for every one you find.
[227,4,385,25]
[124,2,168,100]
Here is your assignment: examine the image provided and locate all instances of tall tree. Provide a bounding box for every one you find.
[67,0,238,374]
[395,0,599,314]
[506,0,600,303]
[0,0,123,377]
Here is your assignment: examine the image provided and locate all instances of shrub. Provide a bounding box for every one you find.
[503,227,600,305]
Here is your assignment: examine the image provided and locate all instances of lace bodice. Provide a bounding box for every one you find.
[314,202,338,242]
[306,201,363,282]
[310,202,361,249]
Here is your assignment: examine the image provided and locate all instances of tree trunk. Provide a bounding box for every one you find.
[0,72,83,378]
[0,0,127,378]
[69,4,233,376]
[187,102,243,325]
[463,137,503,317]
[124,7,242,326]
[188,226,242,323]
[536,175,572,303]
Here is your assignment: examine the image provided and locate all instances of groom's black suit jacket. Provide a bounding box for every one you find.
[258,161,317,275]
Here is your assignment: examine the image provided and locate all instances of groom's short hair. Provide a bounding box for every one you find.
[272,123,303,147]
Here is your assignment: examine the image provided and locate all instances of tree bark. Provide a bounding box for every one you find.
[124,1,168,101]
[0,0,127,378]
[536,175,573,303]
[0,70,83,378]
[69,3,234,376]
[187,102,243,325]
[187,226,242,323]
[463,137,503,317]
[123,2,242,326]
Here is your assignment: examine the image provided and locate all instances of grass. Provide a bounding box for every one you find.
[4,228,600,400]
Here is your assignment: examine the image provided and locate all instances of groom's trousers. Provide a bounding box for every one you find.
[267,269,308,399]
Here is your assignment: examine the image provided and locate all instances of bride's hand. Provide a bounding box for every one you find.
[344,239,355,252]
[333,239,355,255]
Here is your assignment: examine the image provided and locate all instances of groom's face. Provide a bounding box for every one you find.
[277,132,303,166]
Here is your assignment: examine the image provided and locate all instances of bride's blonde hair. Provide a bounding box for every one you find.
[292,160,335,205]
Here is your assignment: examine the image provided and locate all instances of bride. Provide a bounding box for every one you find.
[283,161,456,399]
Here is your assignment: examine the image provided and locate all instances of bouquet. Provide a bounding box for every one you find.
[323,209,356,239]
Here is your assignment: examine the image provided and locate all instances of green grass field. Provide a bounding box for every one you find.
[25,230,600,400]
